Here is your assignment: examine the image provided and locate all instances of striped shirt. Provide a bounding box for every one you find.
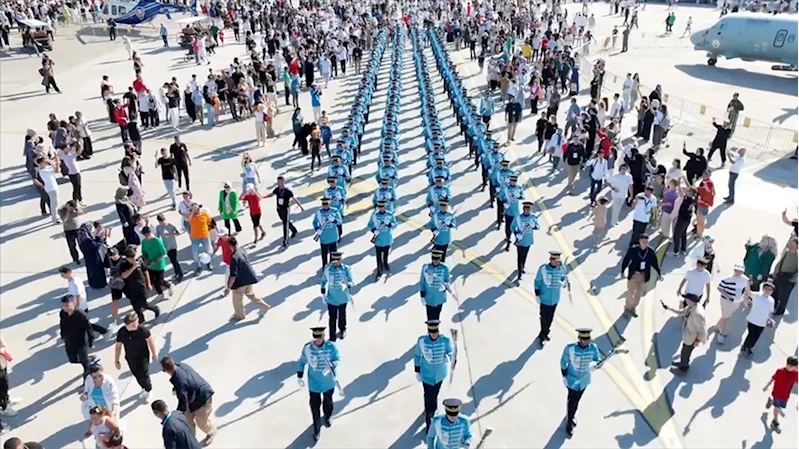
[717,276,748,302]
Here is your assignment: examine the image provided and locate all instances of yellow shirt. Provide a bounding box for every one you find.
[522,43,533,59]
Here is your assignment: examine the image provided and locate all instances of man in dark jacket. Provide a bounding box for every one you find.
[151,399,203,449]
[59,295,95,377]
[160,357,217,445]
[621,233,663,318]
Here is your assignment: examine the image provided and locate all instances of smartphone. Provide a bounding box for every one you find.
[660,300,668,310]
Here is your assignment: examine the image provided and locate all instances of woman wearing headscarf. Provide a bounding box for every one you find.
[121,156,145,209]
[218,182,242,233]
[77,221,110,289]
[744,235,778,292]
[115,187,139,245]
[291,107,304,150]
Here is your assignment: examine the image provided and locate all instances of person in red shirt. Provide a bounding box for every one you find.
[132,75,147,95]
[694,170,715,239]
[113,99,129,143]
[289,58,300,76]
[239,184,266,244]
[763,356,798,430]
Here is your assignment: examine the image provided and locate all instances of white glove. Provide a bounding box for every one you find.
[589,362,599,372]
[323,368,331,377]
[297,377,305,388]
[416,373,422,382]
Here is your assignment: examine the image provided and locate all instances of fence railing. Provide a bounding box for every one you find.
[572,34,798,156]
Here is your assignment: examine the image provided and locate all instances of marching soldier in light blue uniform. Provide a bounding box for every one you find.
[560,328,602,437]
[491,160,514,224]
[419,249,451,321]
[498,174,525,249]
[382,117,399,138]
[414,320,454,432]
[427,144,447,169]
[313,198,343,269]
[426,176,451,216]
[376,155,399,188]
[340,127,359,166]
[481,142,503,201]
[323,176,347,219]
[369,200,397,281]
[534,251,569,346]
[426,398,472,449]
[378,143,400,168]
[429,200,456,262]
[297,326,341,442]
[328,156,351,193]
[511,201,540,281]
[467,109,486,158]
[372,178,397,213]
[320,251,354,341]
[428,158,451,186]
[426,128,449,154]
[332,139,353,169]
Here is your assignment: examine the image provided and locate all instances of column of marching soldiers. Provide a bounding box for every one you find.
[294,23,610,446]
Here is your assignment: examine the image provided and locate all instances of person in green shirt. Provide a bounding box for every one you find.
[141,226,173,299]
[210,24,220,45]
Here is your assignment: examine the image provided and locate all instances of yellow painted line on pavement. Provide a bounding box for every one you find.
[450,47,684,447]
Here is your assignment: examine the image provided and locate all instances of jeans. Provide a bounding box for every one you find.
[205,103,215,126]
[190,237,212,268]
[673,219,690,254]
[728,172,738,201]
[589,179,603,204]
[163,179,177,206]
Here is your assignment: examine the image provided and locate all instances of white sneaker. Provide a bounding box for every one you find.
[107,322,120,336]
[1,406,18,417]
[168,284,174,297]
[139,390,150,401]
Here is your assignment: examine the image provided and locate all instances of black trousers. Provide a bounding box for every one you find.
[65,229,80,263]
[44,77,60,93]
[567,388,585,427]
[175,163,190,190]
[517,245,530,275]
[539,303,557,340]
[68,344,92,377]
[589,179,603,203]
[742,322,765,351]
[68,173,83,202]
[128,293,159,323]
[432,244,449,262]
[673,219,690,253]
[309,389,334,431]
[119,125,129,143]
[630,220,648,248]
[504,217,513,242]
[147,269,171,295]
[277,208,297,244]
[425,304,443,321]
[423,381,443,429]
[496,201,505,223]
[167,248,183,277]
[126,356,152,392]
[677,343,695,371]
[320,242,338,267]
[224,218,242,233]
[375,245,390,273]
[106,99,116,121]
[36,183,49,214]
[773,274,795,316]
[327,303,347,338]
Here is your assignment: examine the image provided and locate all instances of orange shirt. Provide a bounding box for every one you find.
[189,211,212,239]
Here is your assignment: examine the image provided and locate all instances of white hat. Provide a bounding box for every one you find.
[246,183,255,192]
[733,264,745,272]
[218,227,229,236]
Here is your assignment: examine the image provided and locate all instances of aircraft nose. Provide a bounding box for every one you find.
[689,30,706,47]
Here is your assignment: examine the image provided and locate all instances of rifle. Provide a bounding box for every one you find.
[313,214,336,242]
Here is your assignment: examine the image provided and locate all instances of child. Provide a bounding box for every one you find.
[155,213,184,283]
[214,227,233,295]
[240,184,266,244]
[591,197,609,249]
[320,113,332,156]
[763,356,798,430]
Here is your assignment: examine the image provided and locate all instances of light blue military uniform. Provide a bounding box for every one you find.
[313,207,342,245]
[499,182,525,218]
[534,262,568,306]
[328,163,351,192]
[376,163,399,188]
[428,164,451,186]
[323,183,347,216]
[420,261,451,308]
[297,339,341,393]
[426,405,472,449]
[321,262,353,307]
[368,209,397,247]
[511,212,540,247]
[426,183,452,215]
[415,333,453,385]
[372,184,397,212]
[429,210,456,246]
[560,340,601,391]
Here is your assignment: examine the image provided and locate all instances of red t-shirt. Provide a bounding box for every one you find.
[771,368,798,401]
[241,192,262,215]
[697,180,715,208]
[132,78,147,94]
[219,237,233,265]
[289,60,300,76]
